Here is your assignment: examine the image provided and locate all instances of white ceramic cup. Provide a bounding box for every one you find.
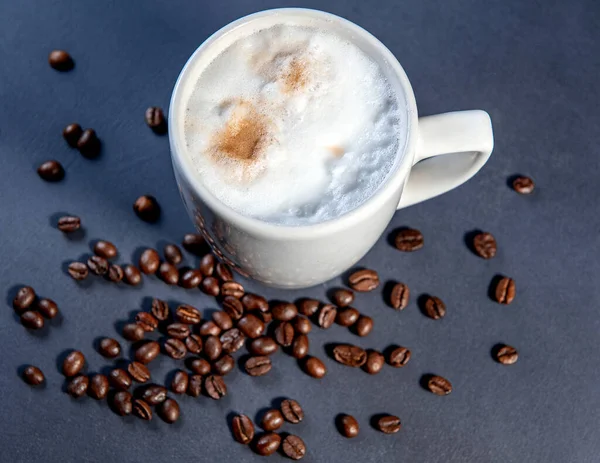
[169,8,494,289]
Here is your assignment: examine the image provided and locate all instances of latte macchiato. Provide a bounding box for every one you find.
[183,23,404,225]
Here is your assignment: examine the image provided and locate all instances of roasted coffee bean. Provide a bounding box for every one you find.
[94,240,117,259]
[201,276,220,296]
[134,341,160,364]
[182,234,206,255]
[122,323,145,342]
[237,314,264,339]
[388,346,411,367]
[147,300,168,323]
[427,375,452,395]
[62,351,85,377]
[282,435,306,460]
[22,365,45,386]
[363,350,385,375]
[180,269,202,288]
[242,293,269,312]
[107,264,124,282]
[355,315,374,336]
[68,261,88,280]
[166,323,190,339]
[274,322,295,347]
[139,248,160,274]
[220,328,245,354]
[171,370,189,394]
[113,391,133,416]
[390,282,410,310]
[348,269,380,292]
[281,399,304,423]
[212,311,233,330]
[222,296,244,320]
[98,338,121,358]
[163,244,183,265]
[158,398,180,423]
[20,311,44,330]
[164,338,187,359]
[176,304,202,324]
[298,298,320,316]
[127,361,150,383]
[199,253,215,276]
[37,160,65,182]
[135,312,158,332]
[303,356,327,378]
[424,296,446,320]
[199,320,221,337]
[88,374,109,400]
[142,384,168,405]
[221,281,245,299]
[255,433,281,456]
[394,228,424,252]
[336,307,360,327]
[272,302,298,321]
[258,311,273,324]
[189,376,204,399]
[67,375,89,398]
[213,354,235,376]
[249,336,279,356]
[109,368,132,390]
[132,398,153,421]
[87,255,108,275]
[48,49,73,70]
[133,195,161,222]
[333,344,367,367]
[145,106,166,133]
[376,415,401,434]
[62,123,82,147]
[495,277,516,304]
[77,129,101,158]
[332,289,354,307]
[205,375,227,399]
[232,414,255,445]
[57,215,81,232]
[189,358,211,375]
[473,232,497,259]
[260,409,284,431]
[215,262,233,281]
[513,175,535,194]
[496,345,519,365]
[123,264,142,285]
[317,304,337,329]
[185,334,203,354]
[245,356,272,376]
[293,316,312,334]
[159,262,179,285]
[13,286,36,312]
[291,334,309,359]
[339,414,359,438]
[204,335,222,361]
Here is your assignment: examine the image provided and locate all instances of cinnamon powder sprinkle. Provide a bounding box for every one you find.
[281,58,309,93]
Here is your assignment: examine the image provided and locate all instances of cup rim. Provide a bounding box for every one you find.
[168,7,418,240]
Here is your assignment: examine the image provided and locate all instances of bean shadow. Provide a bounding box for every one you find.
[48,212,86,241]
[419,373,436,392]
[323,342,339,362]
[506,174,524,189]
[490,343,506,363]
[370,413,392,430]
[417,294,432,318]
[463,229,483,257]
[382,280,398,308]
[236,353,251,374]
[131,246,148,270]
[488,274,505,302]
[225,411,238,437]
[17,364,47,389]
[386,226,413,248]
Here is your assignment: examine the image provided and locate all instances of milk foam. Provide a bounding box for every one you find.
[184,24,403,225]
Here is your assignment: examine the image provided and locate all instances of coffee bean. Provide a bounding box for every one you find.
[198,253,215,275]
[87,255,108,276]
[135,312,158,332]
[241,293,269,312]
[218,284,243,302]
[303,356,327,378]
[98,338,121,358]
[427,375,452,395]
[424,296,446,320]
[166,323,190,339]
[245,356,272,376]
[339,414,359,438]
[274,321,295,347]
[139,248,160,274]
[106,264,123,282]
[157,262,178,285]
[88,374,109,400]
[390,282,410,310]
[163,244,183,265]
[204,335,223,361]
[113,390,133,416]
[232,414,255,445]
[142,384,168,405]
[317,304,337,329]
[212,311,233,331]
[134,341,160,364]
[176,304,202,324]
[387,346,411,367]
[109,368,132,390]
[215,262,233,281]
[255,433,281,456]
[67,375,89,398]
[291,334,309,359]
[37,160,64,182]
[20,311,44,330]
[272,302,298,321]
[158,398,180,423]
[222,296,244,320]
[473,232,497,259]
[249,336,279,356]
[68,261,88,281]
[348,269,380,292]
[220,328,245,354]
[181,234,205,255]
[258,409,284,432]
[48,49,73,70]
[62,351,85,377]
[282,435,306,460]
[336,307,360,327]
[293,316,312,334]
[57,216,81,232]
[333,344,367,367]
[376,415,401,434]
[213,354,235,376]
[363,350,385,375]
[133,195,161,222]
[123,264,142,285]
[298,298,320,316]
[199,320,221,337]
[164,338,187,359]
[184,334,203,354]
[122,323,145,342]
[332,288,354,307]
[186,375,201,398]
[189,358,211,375]
[495,277,516,304]
[201,276,220,296]
[281,399,304,423]
[171,370,189,394]
[94,240,117,259]
[496,345,518,365]
[394,228,424,252]
[77,129,101,158]
[205,375,227,399]
[62,123,82,147]
[512,175,535,194]
[237,314,265,339]
[145,106,166,133]
[355,315,374,336]
[127,361,150,383]
[13,286,36,312]
[22,365,45,386]
[180,269,202,289]
[132,398,153,421]
[35,303,57,324]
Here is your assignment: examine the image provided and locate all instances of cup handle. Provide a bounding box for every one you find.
[397,110,494,209]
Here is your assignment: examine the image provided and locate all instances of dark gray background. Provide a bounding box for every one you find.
[1,0,599,461]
